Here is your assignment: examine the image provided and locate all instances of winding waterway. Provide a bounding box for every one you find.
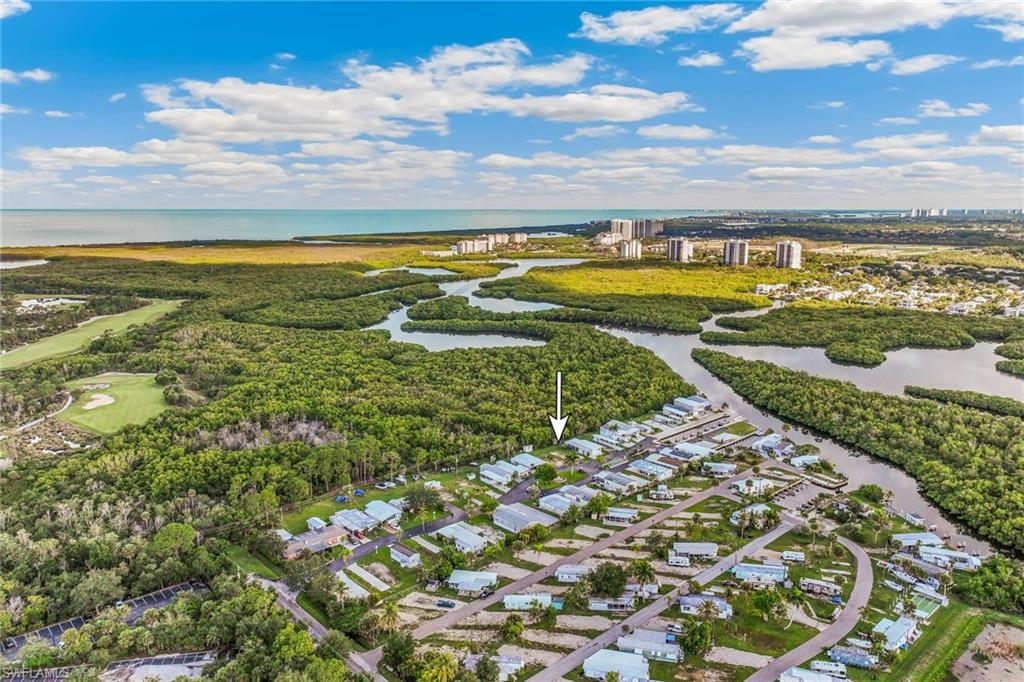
[370,258,1018,554]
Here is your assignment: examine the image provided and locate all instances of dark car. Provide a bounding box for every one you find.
[2,637,16,652]
[436,599,456,608]
[354,488,365,496]
[335,495,349,503]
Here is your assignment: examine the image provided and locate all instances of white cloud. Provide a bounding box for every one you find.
[0,0,31,20]
[854,132,950,149]
[108,92,127,103]
[677,51,724,67]
[705,144,866,165]
[916,99,990,117]
[479,145,702,169]
[811,100,846,109]
[561,125,626,141]
[889,53,962,75]
[726,0,1024,71]
[573,4,743,45]
[970,124,1024,145]
[275,52,297,61]
[17,138,271,170]
[980,22,1024,41]
[0,102,29,116]
[637,124,718,141]
[141,40,695,144]
[0,67,54,84]
[805,134,841,144]
[76,175,127,185]
[877,116,918,125]
[44,110,72,118]
[972,55,1024,69]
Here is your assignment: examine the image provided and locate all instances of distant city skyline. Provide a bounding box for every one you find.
[2,0,1022,210]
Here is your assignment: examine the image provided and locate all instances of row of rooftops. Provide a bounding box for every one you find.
[277,497,406,558]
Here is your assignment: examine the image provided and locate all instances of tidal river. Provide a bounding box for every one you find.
[371,258,1011,554]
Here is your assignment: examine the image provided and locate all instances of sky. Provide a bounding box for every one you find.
[2,0,1023,210]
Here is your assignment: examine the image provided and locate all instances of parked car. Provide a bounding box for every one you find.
[375,483,389,490]
[2,637,16,652]
[354,488,365,496]
[384,481,397,489]
[665,623,683,635]
[436,599,456,608]
[396,475,407,484]
[335,495,349,503]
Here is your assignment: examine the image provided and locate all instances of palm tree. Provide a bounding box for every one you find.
[809,517,821,550]
[565,450,581,475]
[696,598,721,641]
[781,588,806,629]
[420,652,459,682]
[939,572,953,596]
[630,560,656,600]
[376,600,401,633]
[826,531,837,558]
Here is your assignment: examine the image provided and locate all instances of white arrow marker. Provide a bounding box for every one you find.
[548,370,569,442]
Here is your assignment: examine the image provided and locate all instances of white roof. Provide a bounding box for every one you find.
[331,509,377,532]
[606,506,639,518]
[891,532,943,547]
[495,502,558,528]
[556,564,594,576]
[780,667,835,682]
[673,542,719,555]
[364,499,403,522]
[448,569,498,588]
[437,522,487,551]
[566,437,602,452]
[617,628,681,657]
[584,649,650,681]
[511,452,545,468]
[539,493,574,513]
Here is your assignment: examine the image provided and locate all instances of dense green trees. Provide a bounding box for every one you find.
[905,385,1024,418]
[1,295,146,350]
[702,302,1024,366]
[692,348,1024,552]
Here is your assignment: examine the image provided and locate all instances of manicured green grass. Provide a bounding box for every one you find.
[59,373,171,434]
[1,299,181,369]
[724,421,757,436]
[224,543,283,579]
[710,596,820,656]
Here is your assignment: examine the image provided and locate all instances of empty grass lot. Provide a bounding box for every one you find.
[1,299,181,369]
[60,373,171,434]
[224,544,283,580]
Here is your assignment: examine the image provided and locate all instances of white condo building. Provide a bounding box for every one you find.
[723,239,749,266]
[634,218,664,238]
[775,241,802,269]
[611,219,636,240]
[620,239,643,260]
[667,238,694,263]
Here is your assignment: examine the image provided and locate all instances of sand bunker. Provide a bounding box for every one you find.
[82,393,115,410]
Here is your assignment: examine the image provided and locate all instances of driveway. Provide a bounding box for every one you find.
[745,536,874,682]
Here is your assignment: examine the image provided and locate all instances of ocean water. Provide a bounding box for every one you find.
[1,209,719,247]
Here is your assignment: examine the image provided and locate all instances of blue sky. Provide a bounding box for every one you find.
[2,0,1022,209]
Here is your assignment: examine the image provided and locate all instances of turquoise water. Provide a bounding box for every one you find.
[2,209,719,247]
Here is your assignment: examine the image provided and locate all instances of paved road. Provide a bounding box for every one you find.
[747,536,874,682]
[362,469,758,669]
[1,581,204,660]
[526,521,796,682]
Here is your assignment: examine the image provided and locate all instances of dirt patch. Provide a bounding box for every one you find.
[523,629,589,649]
[463,611,513,627]
[952,623,1024,682]
[399,591,468,612]
[366,562,396,586]
[555,614,614,631]
[785,603,827,631]
[600,547,646,560]
[547,538,592,550]
[485,562,531,580]
[498,644,564,666]
[707,646,772,668]
[516,550,562,566]
[574,524,611,539]
[439,628,494,643]
[82,393,115,410]
[398,607,435,627]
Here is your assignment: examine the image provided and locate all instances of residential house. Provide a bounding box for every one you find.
[274,529,293,542]
[447,569,498,596]
[555,564,594,583]
[565,438,603,458]
[782,551,806,563]
[436,522,489,554]
[616,628,681,662]
[583,649,650,682]
[389,543,421,568]
[560,484,600,505]
[779,668,834,682]
[789,455,820,469]
[589,596,636,612]
[492,503,558,533]
[494,460,529,479]
[511,452,545,470]
[917,545,982,571]
[648,485,674,501]
[730,477,775,496]
[749,433,795,458]
[307,517,327,532]
[645,453,685,470]
[670,542,719,563]
[626,459,673,481]
[539,493,575,517]
[702,461,737,478]
[678,594,732,619]
[890,532,944,549]
[479,463,513,488]
[594,471,646,494]
[603,507,640,525]
[673,442,713,460]
[503,592,553,610]
[330,509,378,534]
[671,396,708,415]
[872,616,920,651]
[800,577,842,597]
[729,503,772,527]
[364,500,403,526]
[463,654,524,682]
[731,562,788,585]
[282,525,347,559]
[828,646,878,669]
